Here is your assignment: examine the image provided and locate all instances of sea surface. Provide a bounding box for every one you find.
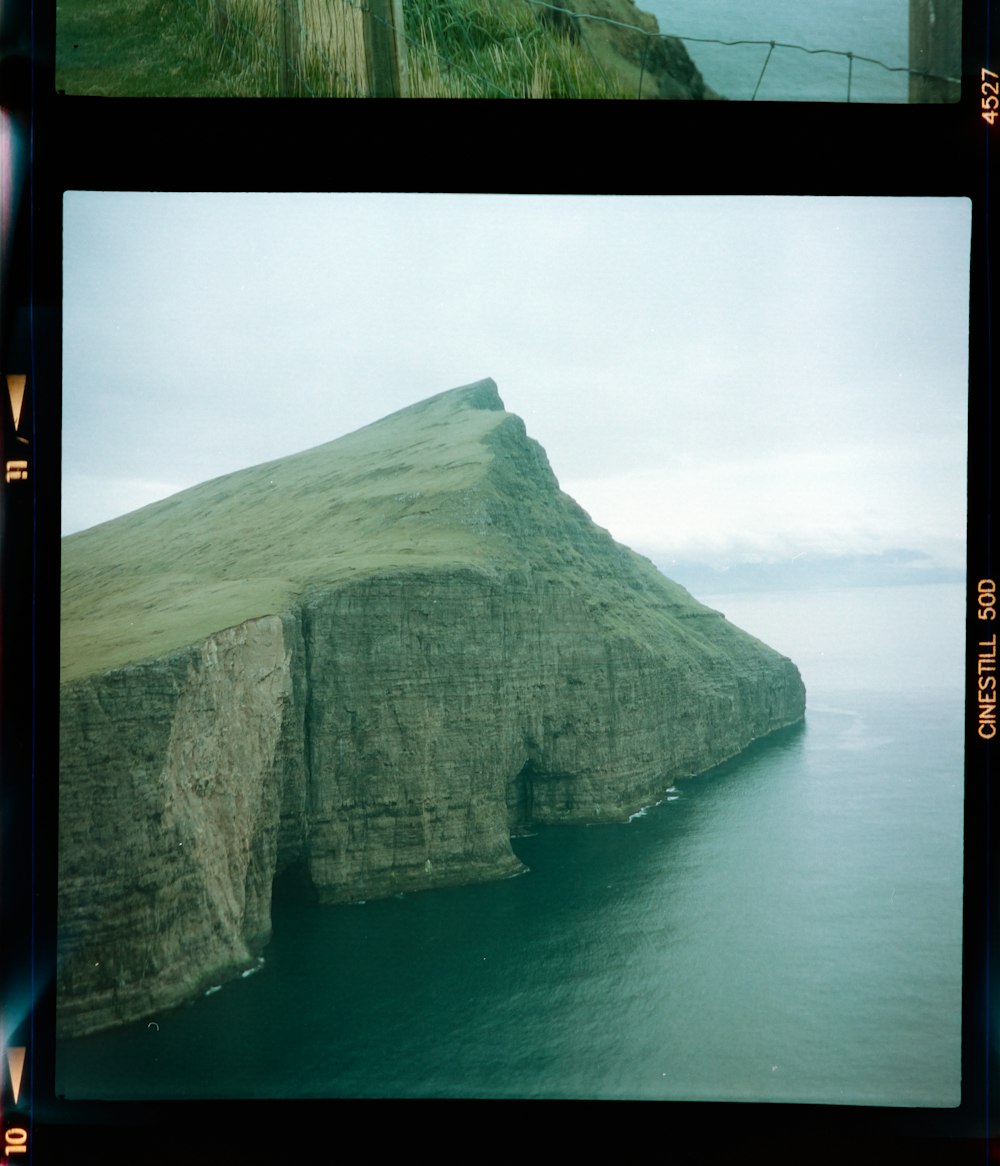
[57,582,966,1105]
[641,0,912,101]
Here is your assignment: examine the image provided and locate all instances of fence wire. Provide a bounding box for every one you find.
[188,0,962,101]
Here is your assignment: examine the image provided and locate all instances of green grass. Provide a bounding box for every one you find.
[56,0,622,97]
[62,380,730,683]
[404,0,621,98]
[62,382,511,680]
[56,0,249,96]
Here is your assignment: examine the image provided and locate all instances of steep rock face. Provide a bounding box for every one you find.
[58,616,296,1036]
[58,379,804,1036]
[295,566,801,903]
[559,0,718,99]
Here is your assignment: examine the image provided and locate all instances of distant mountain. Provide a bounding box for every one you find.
[652,550,965,596]
[59,379,804,1037]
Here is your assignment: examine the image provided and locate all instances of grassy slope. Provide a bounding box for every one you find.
[56,0,241,97]
[62,379,741,684]
[62,381,511,680]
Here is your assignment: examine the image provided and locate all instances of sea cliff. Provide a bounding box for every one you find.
[546,0,718,98]
[58,379,804,1036]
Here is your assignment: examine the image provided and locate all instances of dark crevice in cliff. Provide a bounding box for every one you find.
[298,605,319,819]
[271,858,319,907]
[507,760,535,833]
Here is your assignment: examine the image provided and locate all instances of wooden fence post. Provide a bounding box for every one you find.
[908,0,961,102]
[280,0,303,95]
[364,0,408,97]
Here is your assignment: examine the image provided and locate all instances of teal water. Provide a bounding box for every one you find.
[641,1,912,102]
[57,584,965,1105]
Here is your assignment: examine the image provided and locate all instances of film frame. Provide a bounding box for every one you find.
[2,1,997,1160]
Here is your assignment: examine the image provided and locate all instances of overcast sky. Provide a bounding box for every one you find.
[62,193,970,572]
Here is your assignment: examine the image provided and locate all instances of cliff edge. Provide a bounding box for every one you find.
[58,379,804,1036]
[551,0,718,99]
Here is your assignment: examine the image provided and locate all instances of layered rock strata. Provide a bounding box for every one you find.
[58,379,804,1036]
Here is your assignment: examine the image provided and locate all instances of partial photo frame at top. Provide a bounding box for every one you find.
[54,0,962,100]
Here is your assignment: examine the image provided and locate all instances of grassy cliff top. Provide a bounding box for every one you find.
[62,378,739,683]
[62,380,517,681]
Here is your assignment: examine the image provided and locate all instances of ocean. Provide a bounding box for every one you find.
[56,582,966,1106]
[640,0,911,101]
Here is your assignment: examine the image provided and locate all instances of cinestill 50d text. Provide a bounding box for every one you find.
[977,579,996,740]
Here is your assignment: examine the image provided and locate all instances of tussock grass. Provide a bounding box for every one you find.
[208,0,368,95]
[404,0,621,97]
[56,0,621,97]
[205,0,621,96]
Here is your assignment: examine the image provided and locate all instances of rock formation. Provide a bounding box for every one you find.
[58,379,804,1037]
[554,0,719,99]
